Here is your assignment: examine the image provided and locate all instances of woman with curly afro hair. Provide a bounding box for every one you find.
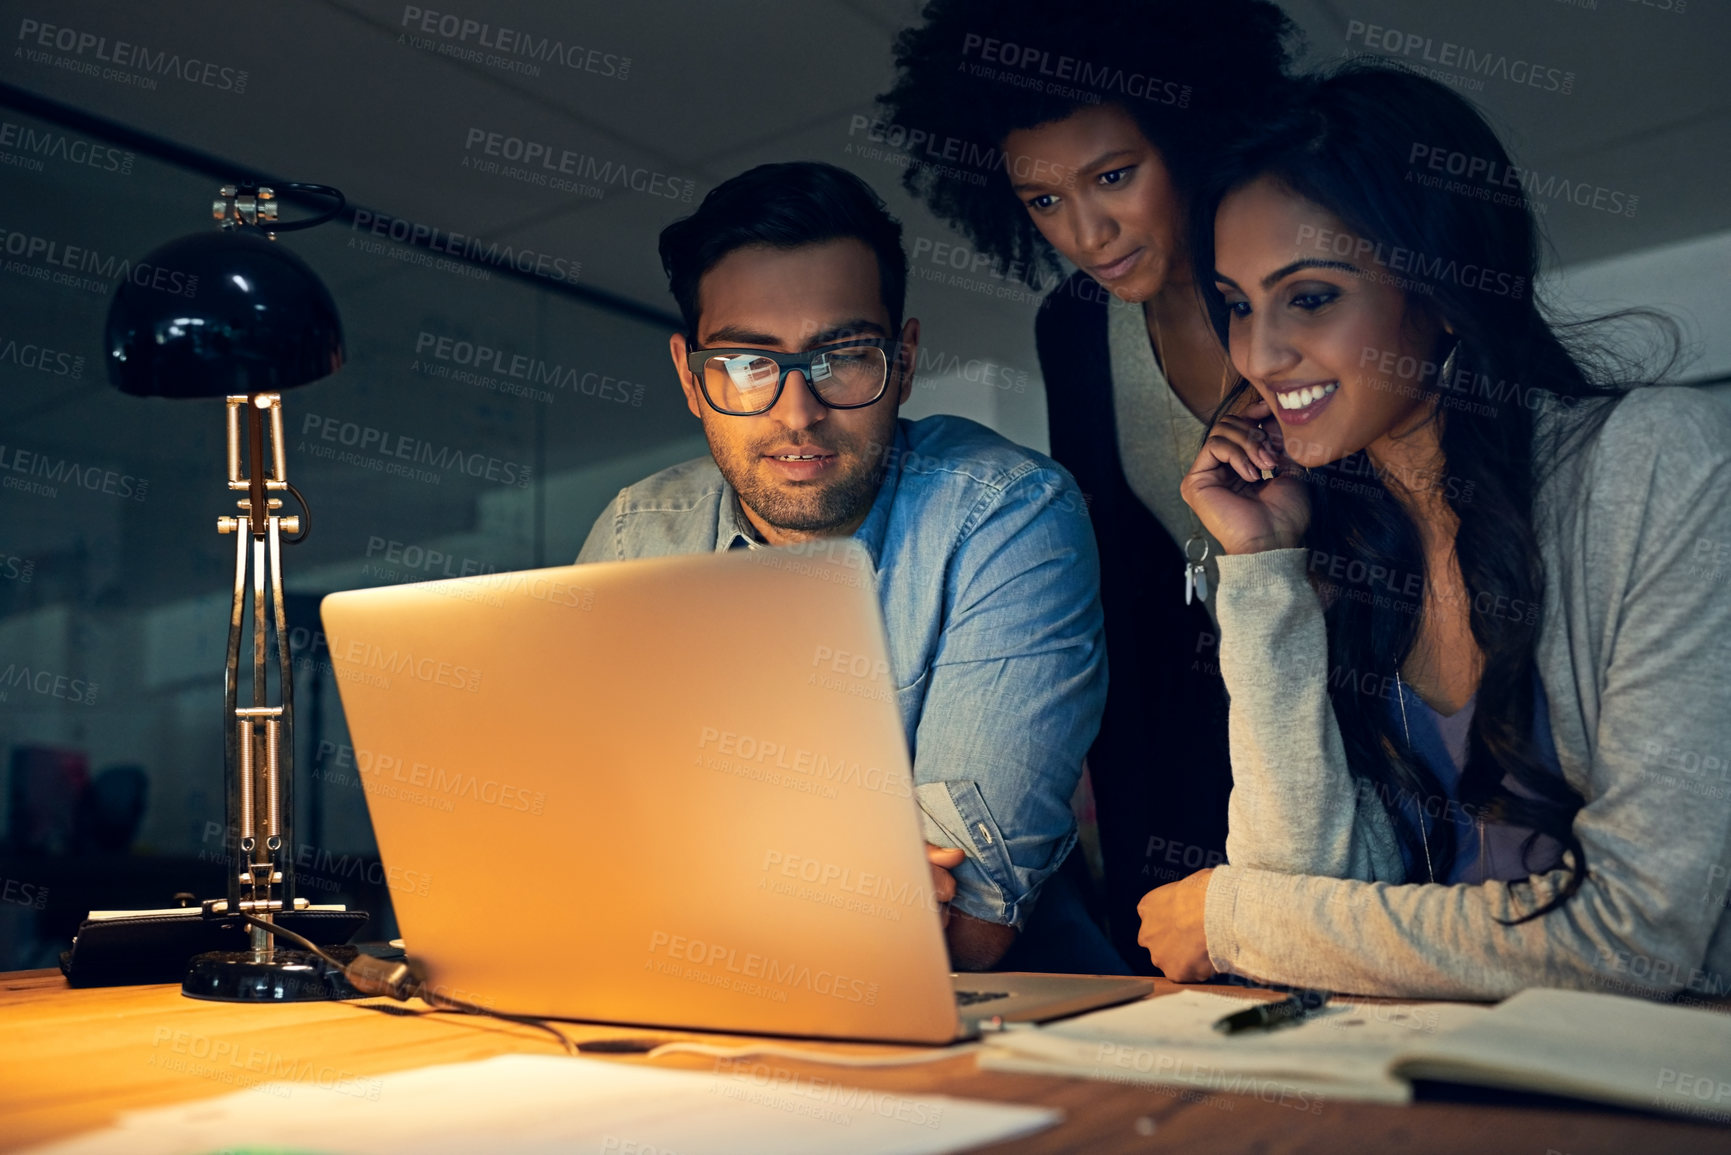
[880,0,1300,974]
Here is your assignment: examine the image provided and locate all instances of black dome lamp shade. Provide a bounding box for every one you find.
[101,184,365,1003]
[105,189,345,398]
[104,229,343,397]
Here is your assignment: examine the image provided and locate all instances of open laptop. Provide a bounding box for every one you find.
[319,541,1150,1044]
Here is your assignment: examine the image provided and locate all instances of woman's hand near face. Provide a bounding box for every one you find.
[1181,396,1311,555]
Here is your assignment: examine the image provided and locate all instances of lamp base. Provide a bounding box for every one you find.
[181,945,363,1002]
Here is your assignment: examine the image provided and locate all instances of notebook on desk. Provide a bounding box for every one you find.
[979,987,1731,1123]
[319,542,1149,1044]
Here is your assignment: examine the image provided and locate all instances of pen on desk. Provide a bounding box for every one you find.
[1212,991,1329,1035]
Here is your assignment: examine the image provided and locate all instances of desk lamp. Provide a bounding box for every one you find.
[104,183,351,1000]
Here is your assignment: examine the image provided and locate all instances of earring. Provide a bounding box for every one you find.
[1439,338,1460,388]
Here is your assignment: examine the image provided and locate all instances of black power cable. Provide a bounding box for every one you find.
[227,912,985,1070]
[282,481,311,544]
[228,910,577,1056]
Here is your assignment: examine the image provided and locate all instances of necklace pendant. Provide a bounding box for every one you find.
[1182,532,1211,607]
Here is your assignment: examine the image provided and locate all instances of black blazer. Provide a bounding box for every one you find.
[1034,271,1233,975]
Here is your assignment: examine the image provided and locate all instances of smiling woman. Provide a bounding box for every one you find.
[1136,62,1731,1001]
[1210,178,1443,459]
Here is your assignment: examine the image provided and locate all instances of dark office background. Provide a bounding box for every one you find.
[1,0,1727,967]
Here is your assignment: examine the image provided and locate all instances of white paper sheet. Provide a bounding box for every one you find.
[21,1053,1060,1155]
[980,990,1488,1105]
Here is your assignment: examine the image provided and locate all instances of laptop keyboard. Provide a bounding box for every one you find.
[955,989,1011,1007]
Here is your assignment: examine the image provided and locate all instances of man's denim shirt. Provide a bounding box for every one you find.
[576,415,1106,930]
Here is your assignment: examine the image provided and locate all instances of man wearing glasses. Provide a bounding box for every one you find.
[576,162,1116,973]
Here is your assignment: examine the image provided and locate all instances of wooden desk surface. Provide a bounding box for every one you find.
[3,968,1729,1154]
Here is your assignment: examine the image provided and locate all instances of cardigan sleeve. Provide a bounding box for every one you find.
[1204,389,1731,999]
[1209,548,1406,881]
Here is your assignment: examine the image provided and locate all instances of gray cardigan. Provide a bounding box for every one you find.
[1202,386,1731,1000]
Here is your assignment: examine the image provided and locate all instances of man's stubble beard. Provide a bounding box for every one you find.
[717,430,889,535]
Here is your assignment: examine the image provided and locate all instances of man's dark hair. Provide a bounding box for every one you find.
[658,162,908,340]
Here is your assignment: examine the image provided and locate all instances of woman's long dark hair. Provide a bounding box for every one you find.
[1189,62,1675,918]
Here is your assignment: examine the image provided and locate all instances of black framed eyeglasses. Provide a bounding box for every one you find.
[686,338,903,416]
